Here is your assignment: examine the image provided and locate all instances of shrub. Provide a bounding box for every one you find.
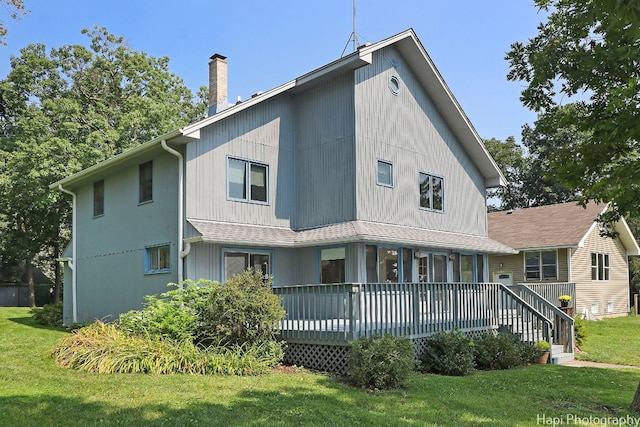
[473,332,537,370]
[198,270,286,347]
[420,329,475,376]
[118,281,215,342]
[574,315,588,347]
[30,301,63,327]
[51,321,278,375]
[348,334,415,389]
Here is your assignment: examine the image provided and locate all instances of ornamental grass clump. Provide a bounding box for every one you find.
[51,321,278,375]
[52,271,286,375]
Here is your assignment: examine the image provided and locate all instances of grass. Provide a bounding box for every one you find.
[2,307,640,426]
[576,315,640,366]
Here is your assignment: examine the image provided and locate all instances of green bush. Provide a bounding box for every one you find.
[51,321,279,375]
[574,315,588,347]
[473,332,537,370]
[420,330,475,376]
[119,281,214,342]
[347,334,415,389]
[198,270,286,347]
[30,301,63,327]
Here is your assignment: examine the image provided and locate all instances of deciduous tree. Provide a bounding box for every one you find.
[0,26,207,305]
[506,0,640,227]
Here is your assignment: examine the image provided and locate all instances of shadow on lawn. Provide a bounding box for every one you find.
[0,383,522,427]
[7,316,65,331]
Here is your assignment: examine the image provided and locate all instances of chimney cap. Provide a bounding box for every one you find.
[210,53,227,61]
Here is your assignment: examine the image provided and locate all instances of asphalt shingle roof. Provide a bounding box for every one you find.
[487,202,605,250]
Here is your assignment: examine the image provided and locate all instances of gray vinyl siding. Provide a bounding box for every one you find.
[572,227,630,317]
[72,152,179,323]
[293,73,356,229]
[185,96,296,227]
[186,243,361,286]
[354,47,487,236]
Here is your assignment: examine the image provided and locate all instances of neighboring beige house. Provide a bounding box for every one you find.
[488,202,639,318]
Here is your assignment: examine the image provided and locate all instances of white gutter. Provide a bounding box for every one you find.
[161,140,185,284]
[58,184,77,323]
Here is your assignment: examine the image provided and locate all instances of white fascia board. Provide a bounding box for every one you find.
[182,50,373,138]
[516,245,578,252]
[616,216,640,256]
[50,128,186,189]
[379,30,507,187]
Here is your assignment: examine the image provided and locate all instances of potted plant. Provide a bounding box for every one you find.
[558,295,572,308]
[535,340,551,364]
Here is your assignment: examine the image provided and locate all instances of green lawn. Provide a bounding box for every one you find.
[576,315,640,366]
[2,307,640,427]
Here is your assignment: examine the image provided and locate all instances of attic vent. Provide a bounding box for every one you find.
[388,75,401,95]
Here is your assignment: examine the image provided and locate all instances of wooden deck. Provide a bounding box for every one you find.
[273,282,571,348]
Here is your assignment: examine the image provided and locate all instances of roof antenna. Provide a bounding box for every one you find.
[341,0,359,57]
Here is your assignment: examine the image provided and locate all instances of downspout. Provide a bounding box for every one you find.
[161,140,185,284]
[58,184,77,323]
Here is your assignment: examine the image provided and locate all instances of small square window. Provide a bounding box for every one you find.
[376,160,393,187]
[93,180,104,217]
[146,245,170,274]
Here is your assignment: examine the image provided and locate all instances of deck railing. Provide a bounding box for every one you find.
[511,283,575,353]
[272,282,552,346]
[520,282,576,310]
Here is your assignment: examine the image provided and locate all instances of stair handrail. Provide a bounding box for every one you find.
[511,284,574,353]
[498,284,553,345]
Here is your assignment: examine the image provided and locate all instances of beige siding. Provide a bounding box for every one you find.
[489,248,570,284]
[572,227,630,317]
[354,47,487,237]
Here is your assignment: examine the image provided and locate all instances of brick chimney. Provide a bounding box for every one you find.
[208,53,229,115]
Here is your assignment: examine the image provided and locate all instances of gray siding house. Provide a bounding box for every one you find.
[53,30,516,332]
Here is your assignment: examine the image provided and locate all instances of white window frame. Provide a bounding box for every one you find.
[418,172,445,213]
[524,250,558,281]
[591,253,610,281]
[145,244,171,274]
[226,156,269,204]
[376,159,394,188]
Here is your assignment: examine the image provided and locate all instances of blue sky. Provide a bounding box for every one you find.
[1,1,545,142]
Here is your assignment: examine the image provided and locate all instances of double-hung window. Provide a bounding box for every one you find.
[591,253,610,281]
[93,179,104,217]
[227,157,268,203]
[525,250,557,280]
[419,172,444,212]
[139,161,153,203]
[145,244,170,274]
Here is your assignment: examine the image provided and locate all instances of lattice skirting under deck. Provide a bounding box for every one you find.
[283,329,499,375]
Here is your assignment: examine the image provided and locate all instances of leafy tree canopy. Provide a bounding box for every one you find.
[505,0,640,226]
[0,0,27,45]
[0,26,207,304]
